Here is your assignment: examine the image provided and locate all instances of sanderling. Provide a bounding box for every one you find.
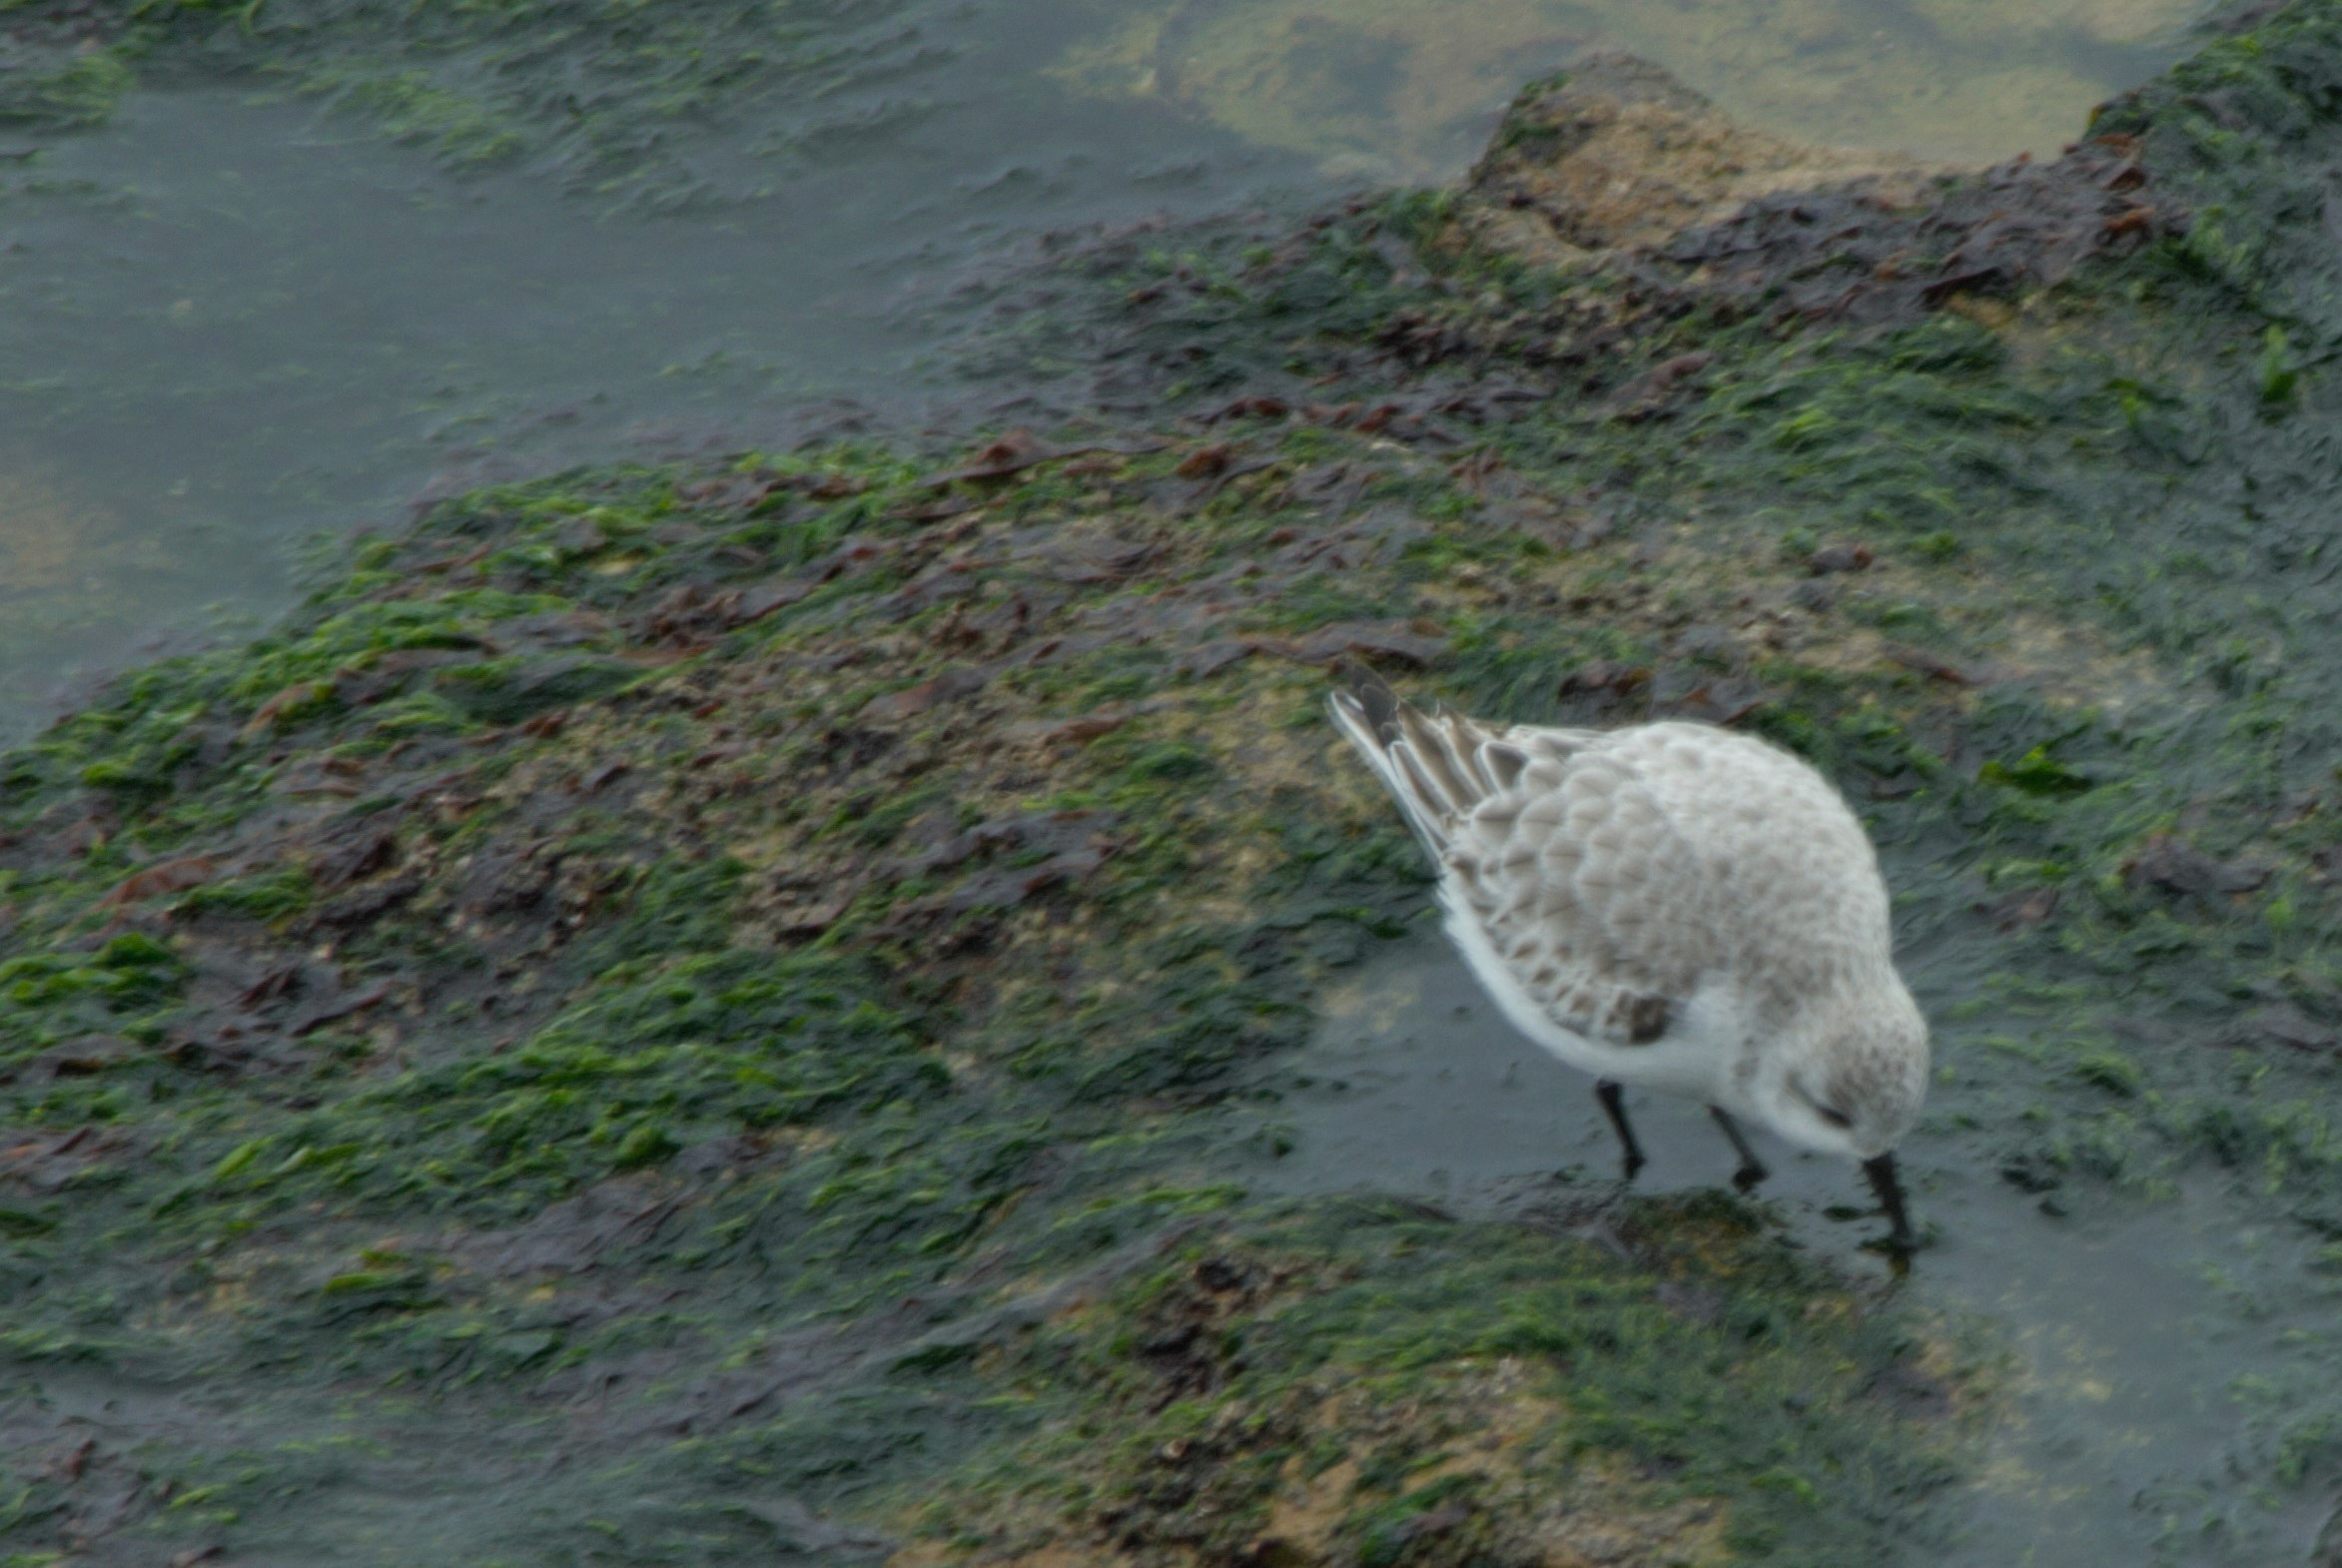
[1328,666,1928,1251]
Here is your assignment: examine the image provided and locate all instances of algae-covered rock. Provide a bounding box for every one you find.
[1454,52,1930,266]
[11,0,945,202]
[902,1196,1983,1566]
[0,431,1991,1561]
[1438,51,2184,329]
[0,46,129,129]
[19,0,2342,1561]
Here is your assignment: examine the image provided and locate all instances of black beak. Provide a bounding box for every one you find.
[1862,1152,1915,1264]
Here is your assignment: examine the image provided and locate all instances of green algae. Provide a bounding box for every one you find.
[13,0,944,203]
[932,11,2342,1540]
[0,427,1983,1560]
[913,1197,1987,1567]
[0,51,129,129]
[17,0,2342,1559]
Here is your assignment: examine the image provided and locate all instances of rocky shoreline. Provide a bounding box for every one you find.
[11,2,2342,1563]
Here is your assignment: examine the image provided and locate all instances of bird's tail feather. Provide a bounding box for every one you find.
[1328,662,1506,856]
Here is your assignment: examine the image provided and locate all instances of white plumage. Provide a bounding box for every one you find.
[1328,668,1927,1247]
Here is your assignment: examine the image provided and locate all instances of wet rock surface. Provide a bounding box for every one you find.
[0,431,1986,1563]
[10,2,2342,1564]
[1456,52,1935,263]
[1418,50,2189,373]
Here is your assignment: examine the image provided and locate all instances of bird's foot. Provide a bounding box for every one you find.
[1595,1079,1648,1184]
[1861,1229,1917,1279]
[1860,1153,1918,1274]
[1708,1108,1768,1194]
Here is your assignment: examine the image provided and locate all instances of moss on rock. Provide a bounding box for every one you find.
[22,0,2342,1559]
[0,421,1992,1561]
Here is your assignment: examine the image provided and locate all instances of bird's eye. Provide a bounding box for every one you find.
[1792,1083,1853,1130]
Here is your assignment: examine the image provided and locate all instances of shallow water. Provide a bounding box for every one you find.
[0,0,2207,740]
[0,72,1309,733]
[1246,937,2342,1565]
[1060,0,2207,180]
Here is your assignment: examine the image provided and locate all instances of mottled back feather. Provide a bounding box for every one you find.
[1329,667,1720,1050]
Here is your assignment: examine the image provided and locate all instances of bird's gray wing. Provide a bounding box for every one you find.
[1442,734,1726,1048]
[1328,677,1725,1049]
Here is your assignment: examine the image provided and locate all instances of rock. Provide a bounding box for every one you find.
[1457,53,1929,259]
[1600,351,1714,421]
[1671,624,1741,669]
[2225,1005,2339,1055]
[1809,542,1875,574]
[1887,644,1983,685]
[96,855,218,909]
[2314,1498,2342,1568]
[30,1035,135,1079]
[1448,51,2182,333]
[553,515,607,555]
[1978,887,2059,932]
[2124,835,2270,900]
[859,667,990,723]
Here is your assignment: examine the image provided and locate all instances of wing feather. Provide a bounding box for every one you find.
[1329,672,1725,1052]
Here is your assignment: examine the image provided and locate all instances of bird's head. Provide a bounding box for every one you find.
[1754,972,1930,1162]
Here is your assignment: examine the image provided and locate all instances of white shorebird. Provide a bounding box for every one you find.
[1328,666,1928,1251]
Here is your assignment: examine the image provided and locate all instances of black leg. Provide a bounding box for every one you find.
[1708,1107,1770,1192]
[1863,1152,1916,1260]
[1594,1079,1646,1181]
